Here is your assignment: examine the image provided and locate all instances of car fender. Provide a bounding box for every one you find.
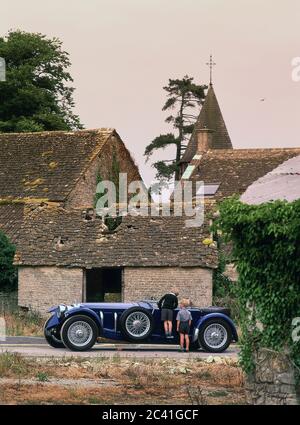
[63,308,103,334]
[192,313,238,343]
[48,306,59,313]
[45,312,60,330]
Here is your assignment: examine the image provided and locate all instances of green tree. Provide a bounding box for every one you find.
[0,30,83,132]
[0,231,17,291]
[144,76,206,181]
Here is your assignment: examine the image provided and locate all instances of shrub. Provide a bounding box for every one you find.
[0,231,17,291]
[0,352,29,377]
[0,293,44,336]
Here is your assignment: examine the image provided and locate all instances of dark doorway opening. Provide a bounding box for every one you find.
[86,268,122,302]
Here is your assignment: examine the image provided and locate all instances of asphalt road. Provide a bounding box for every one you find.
[0,336,240,359]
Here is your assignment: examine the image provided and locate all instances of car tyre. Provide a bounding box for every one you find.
[198,318,232,353]
[189,341,200,351]
[44,317,64,348]
[60,315,98,351]
[120,307,154,342]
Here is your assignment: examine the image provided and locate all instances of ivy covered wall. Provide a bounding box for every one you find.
[215,197,300,380]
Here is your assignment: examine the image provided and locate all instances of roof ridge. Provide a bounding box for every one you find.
[206,147,300,153]
[0,128,115,138]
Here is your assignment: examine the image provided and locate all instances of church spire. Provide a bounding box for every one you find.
[179,68,232,168]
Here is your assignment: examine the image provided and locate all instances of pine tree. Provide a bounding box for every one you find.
[144,76,206,181]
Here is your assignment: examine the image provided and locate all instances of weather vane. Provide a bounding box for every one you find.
[206,55,216,86]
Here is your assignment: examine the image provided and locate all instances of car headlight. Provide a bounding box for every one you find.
[57,305,67,318]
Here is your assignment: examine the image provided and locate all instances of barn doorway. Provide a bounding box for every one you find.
[85,268,123,302]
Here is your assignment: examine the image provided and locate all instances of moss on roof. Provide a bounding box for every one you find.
[0,128,114,201]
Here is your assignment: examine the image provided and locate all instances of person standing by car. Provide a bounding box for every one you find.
[157,289,179,338]
[176,299,192,352]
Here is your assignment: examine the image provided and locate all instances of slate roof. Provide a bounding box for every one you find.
[0,128,114,201]
[180,85,232,164]
[14,207,218,269]
[190,148,300,201]
[241,154,300,204]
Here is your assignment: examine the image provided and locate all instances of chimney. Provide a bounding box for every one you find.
[196,128,215,152]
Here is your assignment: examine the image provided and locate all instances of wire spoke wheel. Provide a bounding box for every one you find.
[203,323,228,349]
[67,321,93,347]
[125,311,151,338]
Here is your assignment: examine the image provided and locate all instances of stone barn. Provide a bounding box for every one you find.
[14,209,218,314]
[0,128,217,314]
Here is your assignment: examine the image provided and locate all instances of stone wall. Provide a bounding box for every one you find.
[18,265,213,314]
[18,266,84,315]
[246,348,299,405]
[66,134,141,209]
[123,267,212,307]
[223,263,238,282]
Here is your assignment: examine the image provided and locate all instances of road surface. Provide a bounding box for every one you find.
[0,336,239,359]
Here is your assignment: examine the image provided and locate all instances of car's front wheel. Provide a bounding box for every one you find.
[60,315,98,351]
[44,317,64,348]
[198,319,232,353]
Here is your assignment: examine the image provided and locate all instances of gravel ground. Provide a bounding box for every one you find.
[0,377,119,387]
[0,336,240,359]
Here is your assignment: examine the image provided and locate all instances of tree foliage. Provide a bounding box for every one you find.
[144,76,206,181]
[214,197,300,376]
[0,231,17,291]
[0,30,82,132]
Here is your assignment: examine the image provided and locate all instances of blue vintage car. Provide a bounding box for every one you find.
[44,301,238,352]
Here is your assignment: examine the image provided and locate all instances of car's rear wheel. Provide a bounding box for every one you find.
[44,317,64,348]
[120,307,154,341]
[198,318,232,353]
[60,315,98,351]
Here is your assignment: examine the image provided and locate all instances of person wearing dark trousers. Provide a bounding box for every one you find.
[176,299,192,352]
[157,289,179,338]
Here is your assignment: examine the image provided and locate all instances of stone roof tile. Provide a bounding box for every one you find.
[181,85,232,163]
[190,148,300,200]
[15,207,218,269]
[0,128,114,201]
[0,203,24,243]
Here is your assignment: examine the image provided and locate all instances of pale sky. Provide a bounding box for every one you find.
[1,0,300,185]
